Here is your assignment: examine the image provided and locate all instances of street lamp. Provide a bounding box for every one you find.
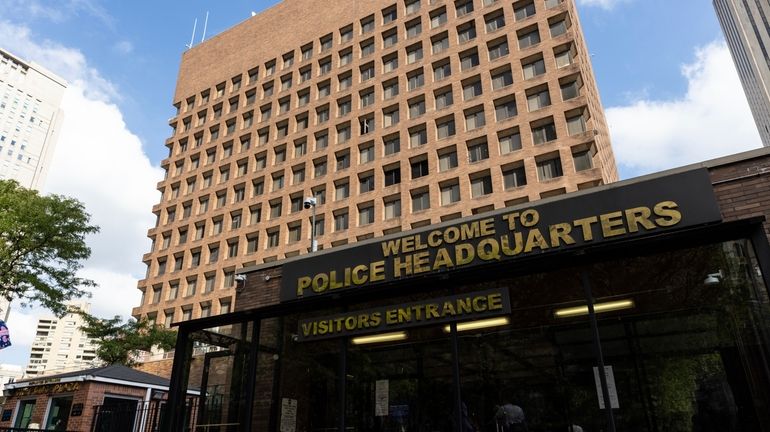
[303,197,318,252]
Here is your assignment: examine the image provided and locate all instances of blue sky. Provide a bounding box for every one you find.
[0,0,763,366]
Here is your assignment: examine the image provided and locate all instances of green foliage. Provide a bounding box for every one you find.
[0,180,99,316]
[79,314,177,366]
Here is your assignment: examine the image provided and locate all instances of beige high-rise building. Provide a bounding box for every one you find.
[132,0,617,324]
[0,48,67,190]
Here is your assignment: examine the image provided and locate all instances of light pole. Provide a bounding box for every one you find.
[304,197,318,252]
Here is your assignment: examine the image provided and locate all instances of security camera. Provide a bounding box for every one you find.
[303,197,317,209]
[235,274,247,282]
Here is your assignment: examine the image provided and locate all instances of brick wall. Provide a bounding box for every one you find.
[134,358,174,379]
[709,153,770,241]
[235,266,283,311]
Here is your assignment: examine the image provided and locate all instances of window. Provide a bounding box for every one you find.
[491,68,513,89]
[340,49,353,66]
[527,87,551,111]
[317,106,330,123]
[319,58,332,75]
[411,159,429,178]
[408,69,425,90]
[550,17,569,37]
[359,173,375,193]
[384,198,402,219]
[546,0,562,8]
[288,225,302,243]
[384,136,401,155]
[567,111,588,135]
[295,140,307,157]
[302,44,314,60]
[468,141,490,162]
[361,15,375,33]
[460,50,480,70]
[334,212,349,231]
[383,54,399,73]
[514,1,536,20]
[433,61,451,81]
[573,148,594,171]
[431,8,447,28]
[383,107,400,127]
[383,79,400,99]
[169,281,180,300]
[383,30,399,48]
[406,19,422,38]
[432,33,450,54]
[249,206,262,224]
[411,190,430,211]
[358,116,374,135]
[437,117,456,139]
[555,44,576,68]
[463,79,483,100]
[410,126,428,147]
[439,148,458,171]
[485,12,505,32]
[532,120,557,144]
[495,97,518,120]
[561,78,581,100]
[270,200,282,218]
[360,89,375,107]
[14,399,35,428]
[314,158,328,177]
[267,229,280,248]
[208,244,220,262]
[335,181,350,200]
[406,0,421,14]
[316,131,329,149]
[503,164,527,188]
[272,173,285,191]
[360,144,375,163]
[499,130,522,154]
[337,124,352,143]
[359,205,375,225]
[300,67,312,83]
[314,187,327,204]
[186,278,198,296]
[339,72,353,90]
[435,88,454,109]
[337,151,351,169]
[522,57,546,80]
[440,182,461,205]
[406,43,424,64]
[298,90,311,107]
[293,166,306,184]
[518,28,541,49]
[361,39,375,57]
[536,156,563,180]
[464,108,486,131]
[383,6,398,23]
[470,174,493,197]
[321,34,333,51]
[456,0,474,16]
[384,166,402,185]
[205,274,216,292]
[488,39,509,60]
[457,22,477,43]
[340,26,354,43]
[283,52,295,69]
[338,98,352,116]
[280,74,293,91]
[409,98,426,118]
[314,217,325,236]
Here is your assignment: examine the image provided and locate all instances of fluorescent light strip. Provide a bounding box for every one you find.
[554,299,635,319]
[351,331,408,345]
[443,316,511,333]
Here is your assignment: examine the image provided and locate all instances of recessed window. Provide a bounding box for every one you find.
[406,0,421,15]
[407,69,425,90]
[384,165,402,186]
[491,68,513,89]
[383,79,400,99]
[460,49,480,70]
[485,11,506,32]
[464,107,486,131]
[455,0,474,17]
[438,147,458,171]
[573,147,595,171]
[406,18,422,38]
[383,53,399,73]
[555,43,577,68]
[361,38,375,57]
[518,27,541,49]
[560,76,582,100]
[359,173,375,193]
[470,173,493,197]
[384,197,402,219]
[432,33,450,54]
[463,79,483,100]
[360,88,375,107]
[499,129,522,154]
[409,98,426,118]
[436,117,456,139]
[430,7,448,28]
[361,15,375,33]
[433,60,452,81]
[440,181,461,205]
[527,86,551,111]
[536,156,563,181]
[383,106,400,127]
[532,119,557,144]
[411,158,429,178]
[495,96,518,121]
[503,163,527,189]
[335,181,350,200]
[457,21,477,43]
[334,212,349,232]
[383,29,399,48]
[359,205,375,225]
[336,151,351,170]
[435,87,454,109]
[514,1,536,20]
[360,143,375,163]
[488,38,509,60]
[314,158,328,177]
[340,25,354,43]
[549,15,571,37]
[411,189,430,212]
[384,135,401,155]
[383,6,398,24]
[406,43,424,64]
[566,110,588,135]
[467,140,490,162]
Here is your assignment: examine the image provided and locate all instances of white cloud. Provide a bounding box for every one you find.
[577,0,630,10]
[113,40,133,55]
[0,0,113,27]
[606,41,763,178]
[0,19,160,348]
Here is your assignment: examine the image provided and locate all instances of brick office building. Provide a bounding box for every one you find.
[132,0,617,328]
[162,147,770,431]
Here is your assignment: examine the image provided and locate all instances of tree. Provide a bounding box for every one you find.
[0,180,99,316]
[79,314,177,366]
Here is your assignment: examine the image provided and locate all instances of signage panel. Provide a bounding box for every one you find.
[282,169,722,301]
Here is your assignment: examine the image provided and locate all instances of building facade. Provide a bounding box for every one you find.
[133,0,618,327]
[0,48,67,189]
[164,147,770,432]
[25,301,98,378]
[714,0,770,147]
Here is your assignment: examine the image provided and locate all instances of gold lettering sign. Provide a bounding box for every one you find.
[13,382,80,397]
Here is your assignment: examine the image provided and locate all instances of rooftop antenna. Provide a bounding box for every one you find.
[186,18,198,49]
[251,11,257,17]
[201,11,209,43]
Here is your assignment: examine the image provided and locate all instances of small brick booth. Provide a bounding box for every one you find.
[164,148,770,432]
[0,365,173,431]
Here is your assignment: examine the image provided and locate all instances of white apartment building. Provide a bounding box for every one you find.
[25,301,98,378]
[0,47,67,189]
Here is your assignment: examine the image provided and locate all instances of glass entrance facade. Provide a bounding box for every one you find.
[169,237,770,432]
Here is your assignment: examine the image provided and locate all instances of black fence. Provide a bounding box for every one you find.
[91,400,167,432]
